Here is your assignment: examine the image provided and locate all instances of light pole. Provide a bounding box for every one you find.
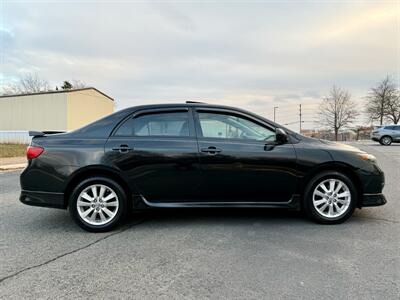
[299,104,302,133]
[273,106,278,122]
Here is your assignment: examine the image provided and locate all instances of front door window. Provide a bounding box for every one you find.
[198,112,275,142]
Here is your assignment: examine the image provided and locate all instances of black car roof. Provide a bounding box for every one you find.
[126,102,248,111]
[70,102,295,138]
[125,102,278,123]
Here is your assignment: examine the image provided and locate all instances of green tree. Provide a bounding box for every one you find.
[61,81,73,90]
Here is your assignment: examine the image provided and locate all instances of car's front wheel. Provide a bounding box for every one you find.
[303,171,357,224]
[380,136,392,146]
[69,177,128,232]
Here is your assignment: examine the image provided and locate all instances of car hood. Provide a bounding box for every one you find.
[318,139,364,152]
[301,136,365,154]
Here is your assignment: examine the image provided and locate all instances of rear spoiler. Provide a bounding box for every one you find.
[29,131,66,137]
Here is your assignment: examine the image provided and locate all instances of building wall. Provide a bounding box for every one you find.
[66,89,114,130]
[0,93,68,131]
[0,88,114,136]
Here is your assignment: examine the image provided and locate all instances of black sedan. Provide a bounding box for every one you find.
[20,103,386,232]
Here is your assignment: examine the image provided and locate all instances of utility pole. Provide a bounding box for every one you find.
[299,104,302,133]
[273,106,278,122]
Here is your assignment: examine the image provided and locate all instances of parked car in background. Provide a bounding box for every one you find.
[20,103,386,232]
[371,125,400,145]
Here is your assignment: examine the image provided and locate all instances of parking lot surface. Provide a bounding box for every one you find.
[0,142,399,299]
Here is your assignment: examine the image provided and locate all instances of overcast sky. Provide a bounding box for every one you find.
[1,0,398,130]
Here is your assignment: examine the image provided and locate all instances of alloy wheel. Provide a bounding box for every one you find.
[382,137,391,145]
[77,184,119,226]
[312,179,351,219]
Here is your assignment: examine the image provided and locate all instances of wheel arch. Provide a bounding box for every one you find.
[63,165,134,208]
[299,162,363,208]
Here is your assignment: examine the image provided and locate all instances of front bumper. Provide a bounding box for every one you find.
[361,193,386,207]
[20,190,65,209]
[356,163,386,207]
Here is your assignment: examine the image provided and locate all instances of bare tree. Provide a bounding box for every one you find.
[366,76,399,125]
[71,79,87,89]
[2,73,49,95]
[318,85,359,141]
[384,88,400,124]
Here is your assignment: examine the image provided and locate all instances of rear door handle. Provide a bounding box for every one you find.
[112,144,133,153]
[201,146,222,154]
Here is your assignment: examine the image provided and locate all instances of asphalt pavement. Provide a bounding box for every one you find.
[0,142,399,299]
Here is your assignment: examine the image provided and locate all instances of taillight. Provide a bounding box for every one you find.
[27,146,44,160]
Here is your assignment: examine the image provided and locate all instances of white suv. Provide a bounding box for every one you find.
[371,125,400,145]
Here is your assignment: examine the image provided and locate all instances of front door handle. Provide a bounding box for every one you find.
[201,146,222,155]
[112,144,133,153]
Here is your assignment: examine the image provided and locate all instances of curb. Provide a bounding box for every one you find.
[0,163,27,171]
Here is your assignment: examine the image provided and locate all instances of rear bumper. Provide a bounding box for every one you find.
[361,193,386,207]
[20,190,65,209]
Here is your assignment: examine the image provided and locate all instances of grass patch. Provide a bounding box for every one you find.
[0,144,28,158]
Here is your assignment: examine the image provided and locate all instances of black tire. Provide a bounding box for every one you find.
[303,171,357,224]
[69,176,128,232]
[380,136,392,146]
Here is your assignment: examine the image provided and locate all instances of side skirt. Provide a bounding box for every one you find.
[139,195,301,210]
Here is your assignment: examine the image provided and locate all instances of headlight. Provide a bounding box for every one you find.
[358,153,376,162]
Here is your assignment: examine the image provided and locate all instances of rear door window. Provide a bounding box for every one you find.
[115,111,191,137]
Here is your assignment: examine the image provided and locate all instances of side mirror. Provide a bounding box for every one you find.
[275,128,288,144]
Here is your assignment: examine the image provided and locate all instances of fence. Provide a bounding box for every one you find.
[0,131,31,144]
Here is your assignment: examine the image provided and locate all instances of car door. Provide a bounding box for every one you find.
[104,107,203,203]
[385,126,395,137]
[193,108,298,203]
[393,126,400,141]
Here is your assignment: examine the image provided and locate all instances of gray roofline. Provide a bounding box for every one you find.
[0,87,114,101]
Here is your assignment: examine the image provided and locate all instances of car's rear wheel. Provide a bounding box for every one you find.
[69,177,127,232]
[303,171,357,224]
[380,136,392,146]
